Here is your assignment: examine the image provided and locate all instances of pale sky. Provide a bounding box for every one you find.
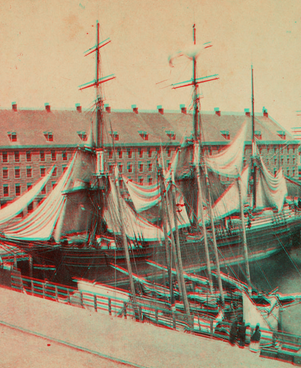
[0,0,301,132]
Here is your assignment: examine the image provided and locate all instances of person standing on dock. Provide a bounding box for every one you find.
[238,321,246,347]
[229,320,238,345]
[249,324,261,353]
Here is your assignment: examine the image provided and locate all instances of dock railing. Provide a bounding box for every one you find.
[10,271,301,365]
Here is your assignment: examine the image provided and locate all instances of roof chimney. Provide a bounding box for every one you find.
[12,102,17,112]
[157,105,164,115]
[45,103,51,112]
[244,108,250,117]
[214,107,221,116]
[105,104,111,113]
[180,104,186,114]
[131,104,138,114]
[263,106,268,117]
[75,103,82,113]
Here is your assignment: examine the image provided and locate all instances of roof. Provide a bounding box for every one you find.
[0,108,297,149]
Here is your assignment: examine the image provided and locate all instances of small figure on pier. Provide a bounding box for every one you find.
[237,321,246,347]
[249,324,261,353]
[229,320,238,345]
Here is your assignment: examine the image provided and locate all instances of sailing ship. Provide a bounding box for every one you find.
[0,21,300,286]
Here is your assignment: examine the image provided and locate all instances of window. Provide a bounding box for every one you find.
[293,157,296,165]
[148,149,152,158]
[62,151,67,161]
[148,162,152,172]
[40,167,46,177]
[44,131,53,141]
[118,164,123,173]
[110,131,119,141]
[287,169,289,176]
[109,150,113,159]
[40,151,45,162]
[2,152,8,163]
[274,158,277,165]
[127,149,132,159]
[166,131,176,140]
[27,183,32,190]
[15,167,20,179]
[3,185,9,197]
[26,151,31,162]
[27,203,33,213]
[52,167,57,177]
[51,150,56,161]
[281,157,284,165]
[14,151,20,162]
[138,149,143,158]
[26,167,32,178]
[128,164,133,173]
[62,165,67,173]
[77,131,87,141]
[254,130,262,140]
[221,130,230,140]
[139,163,143,172]
[118,150,122,159]
[139,131,149,140]
[139,177,144,184]
[3,168,8,179]
[109,165,113,174]
[287,156,290,164]
[148,176,153,184]
[8,132,17,142]
[41,186,46,195]
[15,184,21,197]
[293,169,296,177]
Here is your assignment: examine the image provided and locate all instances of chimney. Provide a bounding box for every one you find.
[180,104,186,114]
[263,106,268,117]
[45,103,51,112]
[244,108,250,117]
[131,104,138,114]
[105,104,111,113]
[12,102,17,112]
[157,105,164,115]
[214,107,221,116]
[75,103,82,113]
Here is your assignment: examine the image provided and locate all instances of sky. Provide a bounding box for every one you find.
[0,0,301,132]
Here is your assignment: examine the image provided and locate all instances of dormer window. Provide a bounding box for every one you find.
[166,131,176,140]
[44,131,53,141]
[277,131,286,139]
[109,131,119,141]
[221,130,230,140]
[255,130,262,140]
[8,132,17,142]
[77,131,87,141]
[139,131,149,140]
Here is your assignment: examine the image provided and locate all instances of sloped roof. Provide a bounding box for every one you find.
[0,108,296,149]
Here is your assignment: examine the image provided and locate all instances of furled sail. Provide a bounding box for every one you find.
[211,165,250,220]
[204,121,247,178]
[104,178,164,241]
[256,156,287,212]
[0,166,55,226]
[3,154,77,241]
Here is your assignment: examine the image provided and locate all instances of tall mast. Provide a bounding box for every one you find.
[192,24,213,293]
[251,66,257,209]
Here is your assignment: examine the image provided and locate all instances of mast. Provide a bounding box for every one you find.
[115,171,138,316]
[158,165,174,305]
[237,173,251,290]
[192,24,213,294]
[170,173,190,315]
[251,66,257,209]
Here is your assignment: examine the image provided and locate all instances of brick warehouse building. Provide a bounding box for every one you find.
[0,103,299,213]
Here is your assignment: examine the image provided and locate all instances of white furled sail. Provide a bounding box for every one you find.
[256,156,287,212]
[0,166,55,226]
[211,165,250,220]
[3,154,77,241]
[205,121,247,178]
[104,178,164,242]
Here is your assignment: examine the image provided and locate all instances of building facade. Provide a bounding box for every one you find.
[0,103,299,214]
